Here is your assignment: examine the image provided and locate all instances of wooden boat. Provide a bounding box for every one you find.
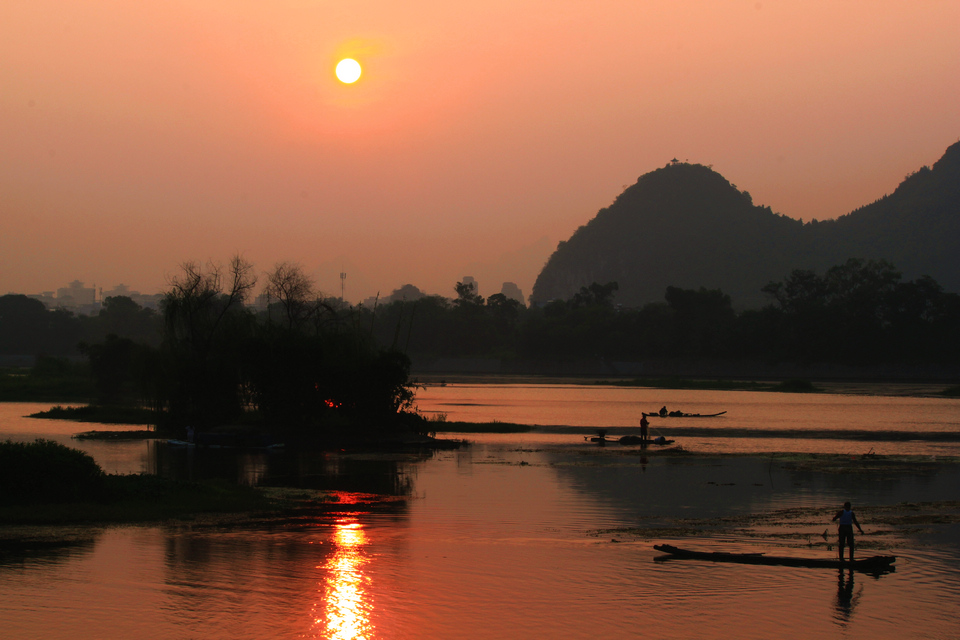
[643,410,726,418]
[653,544,896,572]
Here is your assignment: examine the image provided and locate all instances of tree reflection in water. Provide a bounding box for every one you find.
[317,519,373,640]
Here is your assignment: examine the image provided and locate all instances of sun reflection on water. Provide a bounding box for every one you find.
[316,519,374,640]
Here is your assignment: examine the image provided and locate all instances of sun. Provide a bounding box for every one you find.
[336,58,362,84]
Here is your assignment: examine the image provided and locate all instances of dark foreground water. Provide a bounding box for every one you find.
[1,387,959,639]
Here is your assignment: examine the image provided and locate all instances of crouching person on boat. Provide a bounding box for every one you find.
[832,501,864,562]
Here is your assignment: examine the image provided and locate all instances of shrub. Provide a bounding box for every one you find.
[0,439,105,505]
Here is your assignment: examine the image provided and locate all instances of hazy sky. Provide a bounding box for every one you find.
[2,1,958,303]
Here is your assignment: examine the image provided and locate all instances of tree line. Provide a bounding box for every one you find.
[2,257,958,432]
[365,258,960,366]
[0,293,161,357]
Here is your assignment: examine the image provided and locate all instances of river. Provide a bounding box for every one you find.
[1,385,959,639]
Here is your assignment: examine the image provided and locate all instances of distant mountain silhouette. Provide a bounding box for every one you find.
[530,141,960,308]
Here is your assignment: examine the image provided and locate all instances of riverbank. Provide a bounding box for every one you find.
[411,357,960,386]
[412,374,958,397]
[28,404,158,425]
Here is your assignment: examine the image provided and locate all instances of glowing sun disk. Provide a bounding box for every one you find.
[336,58,362,84]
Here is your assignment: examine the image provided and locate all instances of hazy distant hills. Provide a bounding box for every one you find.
[530,141,960,308]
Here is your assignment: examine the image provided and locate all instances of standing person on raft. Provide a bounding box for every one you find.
[832,501,864,562]
[640,414,649,442]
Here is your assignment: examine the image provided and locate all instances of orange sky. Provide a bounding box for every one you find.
[2,1,958,302]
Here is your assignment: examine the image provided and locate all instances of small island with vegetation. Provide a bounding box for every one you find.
[5,258,453,452]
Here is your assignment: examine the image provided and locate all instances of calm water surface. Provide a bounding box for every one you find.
[1,388,959,639]
[418,384,960,457]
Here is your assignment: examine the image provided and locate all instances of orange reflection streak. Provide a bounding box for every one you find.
[317,519,374,640]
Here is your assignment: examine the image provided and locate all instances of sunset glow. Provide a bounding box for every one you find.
[1,1,958,301]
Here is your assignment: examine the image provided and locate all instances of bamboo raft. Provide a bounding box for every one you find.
[653,544,896,572]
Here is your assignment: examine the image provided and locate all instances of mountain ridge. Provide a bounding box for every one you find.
[530,140,960,308]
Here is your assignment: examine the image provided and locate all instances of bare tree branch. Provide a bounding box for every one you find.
[266,262,314,330]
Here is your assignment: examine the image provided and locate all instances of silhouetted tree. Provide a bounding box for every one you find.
[664,286,737,356]
[88,296,161,346]
[0,295,81,356]
[266,261,315,331]
[453,281,485,307]
[159,256,257,428]
[760,259,960,364]
[572,281,619,308]
[80,335,159,406]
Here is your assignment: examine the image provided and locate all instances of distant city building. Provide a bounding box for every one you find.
[18,281,163,315]
[56,280,96,307]
[250,291,272,312]
[500,282,524,304]
[54,280,98,315]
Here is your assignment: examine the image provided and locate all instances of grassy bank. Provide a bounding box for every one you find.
[431,420,534,433]
[416,374,958,397]
[73,430,159,440]
[0,367,95,403]
[0,439,272,525]
[28,404,158,425]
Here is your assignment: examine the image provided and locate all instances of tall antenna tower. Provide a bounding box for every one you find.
[340,269,347,302]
